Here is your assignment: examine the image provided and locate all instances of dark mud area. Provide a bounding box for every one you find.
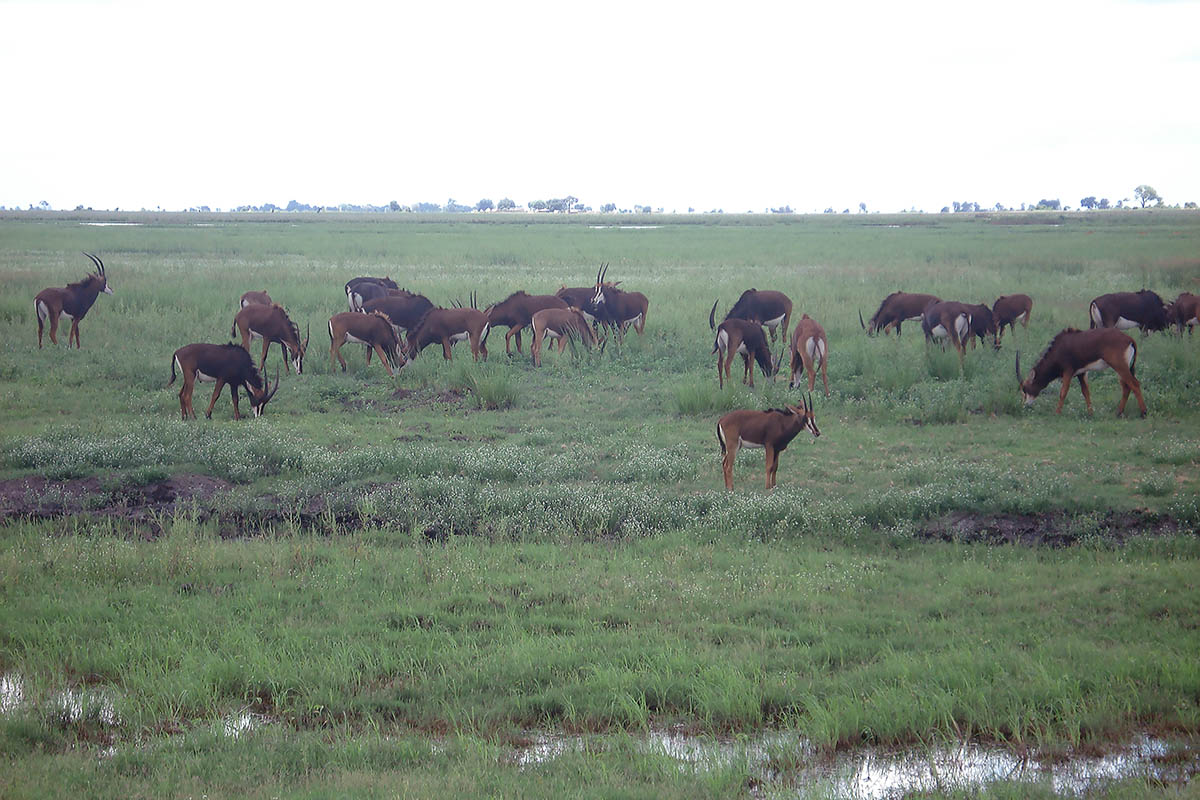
[918,510,1183,547]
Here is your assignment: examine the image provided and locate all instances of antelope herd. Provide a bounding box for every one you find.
[32,251,1196,492]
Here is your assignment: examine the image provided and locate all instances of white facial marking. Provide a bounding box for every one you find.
[103,285,113,295]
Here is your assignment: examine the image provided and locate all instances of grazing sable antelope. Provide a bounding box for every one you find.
[530,307,601,366]
[921,300,973,364]
[788,314,829,396]
[1017,327,1147,417]
[992,293,1033,343]
[168,343,278,420]
[710,303,781,389]
[34,252,113,348]
[555,285,602,328]
[345,276,399,311]
[717,395,820,490]
[405,305,490,361]
[965,303,999,350]
[328,311,406,376]
[714,287,793,343]
[860,292,940,337]
[231,303,309,374]
[1166,292,1200,335]
[1089,290,1168,333]
[361,292,435,333]
[485,291,569,355]
[240,290,272,308]
[590,279,649,344]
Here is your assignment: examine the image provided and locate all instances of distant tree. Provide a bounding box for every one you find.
[1134,184,1161,208]
[475,198,494,212]
[413,202,441,213]
[389,200,401,212]
[564,195,579,213]
[445,198,471,213]
[1098,198,1111,209]
[824,207,835,214]
[496,198,516,211]
[940,206,950,213]
[1185,201,1198,209]
[1034,198,1061,211]
[1080,196,1098,210]
[994,202,1006,212]
[600,203,617,213]
[859,202,867,214]
[529,200,547,212]
[771,205,794,214]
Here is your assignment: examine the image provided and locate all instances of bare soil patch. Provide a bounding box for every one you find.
[917,510,1181,547]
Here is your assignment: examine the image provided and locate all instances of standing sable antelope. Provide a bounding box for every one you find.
[240,290,272,308]
[555,285,602,326]
[860,292,940,337]
[168,343,279,420]
[1089,290,1168,333]
[405,301,490,361]
[328,311,406,376]
[231,303,309,374]
[710,302,781,389]
[1017,327,1147,417]
[361,292,435,334]
[992,293,1033,344]
[1166,292,1200,335]
[530,307,601,366]
[485,291,569,355]
[345,276,399,311]
[34,252,113,348]
[921,300,973,364]
[591,267,649,343]
[714,288,792,343]
[788,314,829,396]
[965,303,999,350]
[717,395,820,490]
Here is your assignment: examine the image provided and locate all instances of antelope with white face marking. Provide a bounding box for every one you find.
[716,395,820,490]
[345,276,399,311]
[860,291,939,337]
[485,291,569,355]
[992,293,1033,344]
[168,343,278,420]
[788,314,829,396]
[405,299,490,362]
[591,265,649,343]
[710,302,781,389]
[965,303,999,350]
[1017,327,1147,417]
[231,303,309,374]
[716,287,792,343]
[1089,290,1167,333]
[1166,292,1199,336]
[529,307,601,366]
[328,311,406,376]
[921,300,973,365]
[239,290,272,308]
[34,252,113,348]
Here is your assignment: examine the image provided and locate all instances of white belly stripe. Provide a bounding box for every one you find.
[738,437,764,450]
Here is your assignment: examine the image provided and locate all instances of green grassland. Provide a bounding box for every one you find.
[1,210,1198,798]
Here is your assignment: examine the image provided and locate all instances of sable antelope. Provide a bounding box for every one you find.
[328,311,406,376]
[168,343,279,420]
[231,303,309,374]
[788,314,829,396]
[240,290,272,308]
[360,293,435,333]
[1166,292,1199,335]
[965,303,999,350]
[716,395,820,490]
[715,287,792,343]
[1089,290,1168,333]
[921,300,973,364]
[34,252,113,348]
[992,294,1033,343]
[530,307,602,366]
[345,276,399,311]
[860,292,940,337]
[1017,327,1147,417]
[484,291,569,355]
[555,285,601,326]
[710,303,781,389]
[590,270,649,343]
[405,303,490,361]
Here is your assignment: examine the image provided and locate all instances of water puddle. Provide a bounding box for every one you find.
[78,222,143,226]
[589,225,662,230]
[1,672,23,714]
[221,709,272,738]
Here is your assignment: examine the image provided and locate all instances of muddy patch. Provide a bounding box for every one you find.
[918,510,1180,547]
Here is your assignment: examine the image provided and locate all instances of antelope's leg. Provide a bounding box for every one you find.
[179,375,194,419]
[331,337,348,372]
[820,352,830,397]
[722,434,738,491]
[717,351,725,389]
[37,316,45,348]
[260,339,272,373]
[205,380,227,419]
[1077,374,1094,415]
[374,344,394,376]
[1055,370,1072,413]
[1115,364,1147,417]
[765,446,777,489]
[69,319,81,348]
[743,353,754,387]
[229,383,242,420]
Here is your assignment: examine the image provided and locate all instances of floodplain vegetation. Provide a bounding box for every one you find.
[1,210,1198,798]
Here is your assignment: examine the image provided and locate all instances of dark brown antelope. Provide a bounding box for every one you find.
[530,307,601,366]
[1166,292,1199,335]
[240,290,272,308]
[713,287,792,343]
[405,304,490,361]
[921,300,973,364]
[710,304,781,389]
[34,252,113,348]
[345,276,399,311]
[231,303,309,374]
[1017,327,1147,417]
[590,268,649,343]
[788,314,829,396]
[716,395,820,490]
[168,343,278,420]
[1089,290,1168,333]
[328,311,406,376]
[993,293,1033,343]
[361,292,435,333]
[484,291,569,355]
[965,303,999,350]
[860,292,940,337]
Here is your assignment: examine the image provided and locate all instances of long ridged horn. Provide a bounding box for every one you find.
[263,367,281,404]
[709,300,719,331]
[858,309,865,331]
[808,392,814,414]
[600,263,609,284]
[83,252,104,276]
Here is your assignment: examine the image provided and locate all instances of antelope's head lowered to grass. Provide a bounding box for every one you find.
[168,343,279,420]
[1017,327,1147,417]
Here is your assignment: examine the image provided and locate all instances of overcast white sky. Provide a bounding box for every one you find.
[3,0,1198,213]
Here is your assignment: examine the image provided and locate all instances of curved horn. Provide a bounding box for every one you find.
[83,252,104,275]
[808,392,814,413]
[304,322,310,349]
[709,300,719,331]
[263,367,281,404]
[858,309,865,331]
[596,264,603,284]
[1015,351,1022,386]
